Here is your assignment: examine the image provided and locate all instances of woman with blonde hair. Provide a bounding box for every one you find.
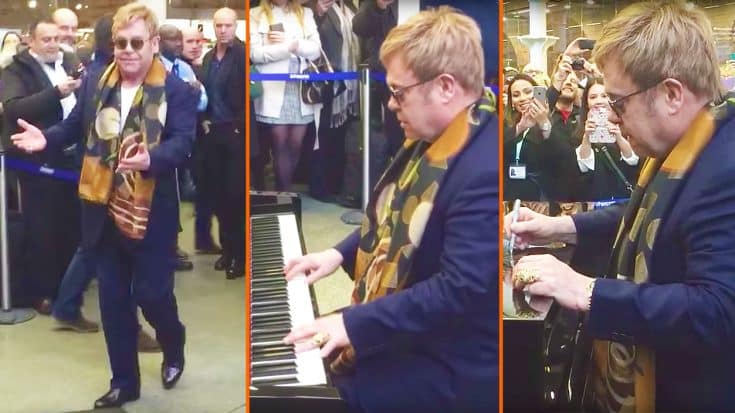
[250,0,321,191]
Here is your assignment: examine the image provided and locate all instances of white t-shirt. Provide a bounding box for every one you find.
[120,84,140,134]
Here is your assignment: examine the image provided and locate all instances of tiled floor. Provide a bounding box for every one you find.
[0,203,245,413]
[1,193,356,413]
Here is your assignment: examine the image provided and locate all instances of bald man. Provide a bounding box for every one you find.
[201,7,245,279]
[52,8,78,50]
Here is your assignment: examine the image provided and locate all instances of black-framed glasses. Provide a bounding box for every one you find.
[608,81,662,117]
[388,76,438,105]
[113,37,150,51]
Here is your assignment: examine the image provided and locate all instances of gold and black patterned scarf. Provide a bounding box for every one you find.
[588,109,715,413]
[77,59,167,240]
[330,93,495,374]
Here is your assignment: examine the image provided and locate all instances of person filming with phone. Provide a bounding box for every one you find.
[250,0,322,192]
[504,73,577,201]
[576,77,641,200]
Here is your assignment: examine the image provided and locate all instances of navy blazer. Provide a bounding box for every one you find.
[572,106,735,412]
[43,68,197,250]
[334,113,499,412]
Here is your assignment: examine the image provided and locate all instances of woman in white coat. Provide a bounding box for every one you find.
[251,0,322,191]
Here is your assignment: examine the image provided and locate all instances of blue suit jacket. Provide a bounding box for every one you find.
[334,113,499,413]
[43,67,197,250]
[572,106,735,412]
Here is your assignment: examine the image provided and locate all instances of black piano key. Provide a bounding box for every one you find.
[251,321,292,331]
[251,304,290,314]
[253,332,292,342]
[251,352,296,364]
[250,342,294,352]
[250,375,299,385]
[251,326,291,335]
[252,366,298,377]
[251,285,286,292]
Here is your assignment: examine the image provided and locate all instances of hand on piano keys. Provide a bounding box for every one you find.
[284,248,344,285]
[283,313,350,359]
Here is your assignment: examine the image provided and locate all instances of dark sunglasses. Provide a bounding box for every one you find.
[113,37,149,51]
[388,75,439,105]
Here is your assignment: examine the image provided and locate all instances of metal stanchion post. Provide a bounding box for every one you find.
[0,150,35,324]
[341,65,371,225]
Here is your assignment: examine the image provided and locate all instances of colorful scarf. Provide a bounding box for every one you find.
[588,109,716,413]
[77,59,167,240]
[330,93,495,374]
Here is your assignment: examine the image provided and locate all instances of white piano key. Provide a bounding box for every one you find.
[276,214,328,386]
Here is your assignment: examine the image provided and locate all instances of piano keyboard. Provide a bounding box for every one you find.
[250,213,328,387]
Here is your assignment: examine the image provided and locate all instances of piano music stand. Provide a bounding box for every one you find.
[0,150,35,324]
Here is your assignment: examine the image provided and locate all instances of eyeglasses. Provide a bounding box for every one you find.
[388,76,438,105]
[608,81,662,117]
[113,37,150,51]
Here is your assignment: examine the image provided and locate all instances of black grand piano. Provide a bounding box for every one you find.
[249,191,347,413]
[503,202,593,413]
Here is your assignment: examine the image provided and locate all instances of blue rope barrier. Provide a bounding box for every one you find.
[249,71,499,96]
[250,72,359,81]
[4,157,79,183]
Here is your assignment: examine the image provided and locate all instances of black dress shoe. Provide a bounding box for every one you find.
[162,361,185,389]
[93,387,140,409]
[214,255,231,271]
[226,260,244,279]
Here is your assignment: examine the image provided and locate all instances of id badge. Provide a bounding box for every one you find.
[508,164,527,180]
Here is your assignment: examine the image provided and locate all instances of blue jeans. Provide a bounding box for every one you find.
[52,245,95,321]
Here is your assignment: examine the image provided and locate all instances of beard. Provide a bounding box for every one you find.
[557,95,574,106]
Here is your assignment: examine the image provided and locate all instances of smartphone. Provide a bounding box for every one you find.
[269,23,284,32]
[578,39,596,50]
[589,107,615,143]
[533,86,547,105]
[70,67,84,79]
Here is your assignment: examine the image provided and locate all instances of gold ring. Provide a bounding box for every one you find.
[311,332,330,348]
[514,267,540,284]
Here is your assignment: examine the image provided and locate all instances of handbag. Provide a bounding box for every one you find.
[301,49,339,105]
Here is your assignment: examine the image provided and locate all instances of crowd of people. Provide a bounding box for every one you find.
[503,39,643,202]
[249,0,401,208]
[0,2,244,408]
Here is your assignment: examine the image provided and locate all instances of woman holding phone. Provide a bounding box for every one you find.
[576,77,641,200]
[503,74,575,201]
[250,0,321,191]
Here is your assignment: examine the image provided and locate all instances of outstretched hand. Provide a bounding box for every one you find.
[10,119,47,153]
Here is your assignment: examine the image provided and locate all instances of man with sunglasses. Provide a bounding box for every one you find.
[282,7,498,412]
[1,16,82,316]
[10,3,197,408]
[506,2,735,412]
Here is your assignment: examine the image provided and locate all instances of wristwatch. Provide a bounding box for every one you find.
[540,121,552,132]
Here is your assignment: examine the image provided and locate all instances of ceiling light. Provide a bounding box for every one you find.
[28,0,37,8]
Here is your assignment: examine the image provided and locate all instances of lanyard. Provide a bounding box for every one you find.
[514,128,530,163]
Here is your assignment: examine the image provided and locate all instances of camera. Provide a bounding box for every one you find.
[571,58,585,71]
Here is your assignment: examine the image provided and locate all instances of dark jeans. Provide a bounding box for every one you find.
[96,220,184,392]
[200,123,245,261]
[51,245,95,321]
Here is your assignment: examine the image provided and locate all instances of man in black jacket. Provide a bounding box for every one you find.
[201,7,246,279]
[1,17,81,314]
[353,0,401,177]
